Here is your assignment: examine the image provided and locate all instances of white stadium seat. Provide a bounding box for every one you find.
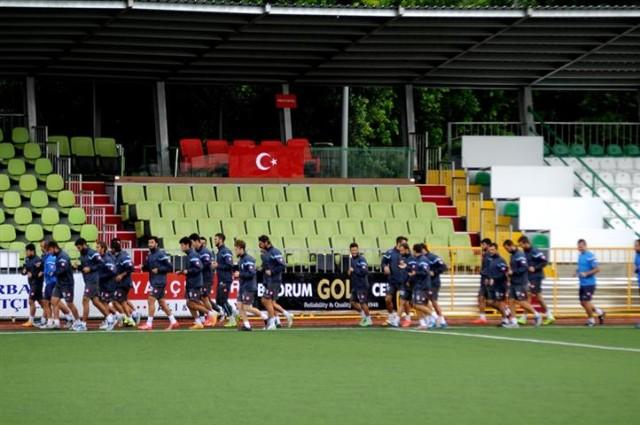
[583,157,600,170]
[615,172,631,186]
[611,202,630,218]
[635,158,640,170]
[615,187,631,202]
[617,157,633,170]
[579,187,594,198]
[608,218,627,230]
[632,187,640,201]
[599,157,616,170]
[596,187,614,201]
[579,171,593,185]
[546,157,564,166]
[565,157,582,172]
[629,218,640,232]
[598,171,614,185]
[632,202,640,212]
[633,172,640,186]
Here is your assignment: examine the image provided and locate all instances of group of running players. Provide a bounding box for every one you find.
[18,232,620,331]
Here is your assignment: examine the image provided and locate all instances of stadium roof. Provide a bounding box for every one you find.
[1,1,640,89]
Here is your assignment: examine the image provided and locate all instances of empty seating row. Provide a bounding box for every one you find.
[47,135,121,175]
[0,156,54,181]
[547,156,640,171]
[0,127,30,148]
[548,143,639,157]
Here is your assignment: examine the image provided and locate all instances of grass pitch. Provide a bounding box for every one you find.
[1,327,639,425]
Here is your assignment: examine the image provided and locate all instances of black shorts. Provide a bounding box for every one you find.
[579,285,596,302]
[100,290,114,303]
[150,286,165,300]
[216,282,230,304]
[200,285,213,298]
[43,283,55,301]
[528,279,543,294]
[399,288,412,301]
[412,289,428,305]
[114,287,130,303]
[509,285,528,301]
[478,280,489,298]
[53,284,74,303]
[489,284,507,302]
[386,283,399,298]
[239,288,256,305]
[350,289,368,305]
[186,287,202,302]
[428,284,441,301]
[262,282,281,301]
[29,282,43,302]
[84,282,99,299]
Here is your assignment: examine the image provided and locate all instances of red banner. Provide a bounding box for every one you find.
[128,272,239,301]
[276,93,297,109]
[228,145,304,178]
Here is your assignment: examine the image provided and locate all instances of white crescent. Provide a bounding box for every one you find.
[256,152,272,171]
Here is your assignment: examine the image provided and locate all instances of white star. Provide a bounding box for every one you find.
[271,158,278,166]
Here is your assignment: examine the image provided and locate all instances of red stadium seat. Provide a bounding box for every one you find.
[179,138,205,173]
[205,139,230,169]
[288,138,319,174]
[232,139,256,148]
[260,140,283,149]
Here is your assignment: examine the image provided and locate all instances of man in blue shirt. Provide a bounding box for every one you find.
[424,242,448,328]
[234,239,268,331]
[486,243,518,328]
[48,241,81,330]
[503,240,542,327]
[179,236,216,330]
[408,243,436,330]
[474,238,493,324]
[259,235,293,330]
[576,239,605,326]
[21,243,43,328]
[213,233,237,328]
[75,238,108,332]
[349,242,372,327]
[381,236,408,327]
[189,233,219,328]
[518,236,555,325]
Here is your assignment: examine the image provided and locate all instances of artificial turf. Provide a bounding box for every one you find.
[1,327,639,425]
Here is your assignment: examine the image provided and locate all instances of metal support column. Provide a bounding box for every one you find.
[282,83,293,142]
[153,81,171,175]
[403,84,416,171]
[341,86,349,178]
[26,76,37,139]
[92,81,101,138]
[518,86,535,135]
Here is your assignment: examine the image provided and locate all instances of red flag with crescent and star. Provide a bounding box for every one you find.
[228,145,305,177]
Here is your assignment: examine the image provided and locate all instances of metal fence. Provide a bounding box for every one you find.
[310,147,414,179]
[0,113,26,137]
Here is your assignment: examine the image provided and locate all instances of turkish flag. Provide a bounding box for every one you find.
[228,145,304,177]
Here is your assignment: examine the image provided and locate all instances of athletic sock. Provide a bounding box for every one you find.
[168,315,177,324]
[54,319,60,326]
[47,318,54,326]
[430,312,438,319]
[510,317,518,325]
[439,316,447,325]
[479,313,486,320]
[534,312,541,319]
[260,312,268,320]
[588,317,595,324]
[65,314,73,321]
[243,320,251,329]
[595,308,603,316]
[359,310,366,318]
[28,315,34,322]
[106,314,114,323]
[147,317,153,326]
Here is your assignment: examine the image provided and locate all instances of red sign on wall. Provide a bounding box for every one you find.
[276,93,297,109]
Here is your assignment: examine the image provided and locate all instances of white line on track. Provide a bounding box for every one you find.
[397,329,640,353]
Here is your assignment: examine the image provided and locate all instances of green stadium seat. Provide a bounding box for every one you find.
[407,219,432,239]
[475,172,490,186]
[34,158,53,182]
[45,174,64,198]
[52,224,72,242]
[24,224,43,242]
[331,235,354,253]
[216,185,239,202]
[132,201,159,221]
[0,174,10,198]
[269,219,293,238]
[64,242,80,261]
[173,218,197,237]
[70,136,96,172]
[0,128,3,142]
[543,144,550,156]
[230,201,255,219]
[607,144,623,157]
[623,144,640,156]
[309,186,332,203]
[0,143,15,165]
[293,218,316,236]
[339,218,363,236]
[197,219,222,237]
[18,174,37,198]
[552,143,570,157]
[239,186,263,202]
[41,207,60,232]
[432,218,454,236]
[2,191,21,215]
[169,186,193,202]
[122,184,145,205]
[192,185,216,202]
[301,202,324,219]
[162,237,181,254]
[415,202,438,220]
[569,144,586,157]
[307,236,331,255]
[146,184,169,202]
[331,186,355,203]
[80,224,99,243]
[385,219,408,236]
[254,202,277,219]
[47,136,70,157]
[356,235,380,265]
[363,219,385,236]
[378,235,397,251]
[0,224,16,248]
[56,190,76,215]
[262,185,285,202]
[449,233,475,268]
[94,137,120,174]
[347,202,370,219]
[8,158,26,181]
[277,202,301,219]
[161,201,185,220]
[29,190,49,215]
[353,186,376,202]
[588,144,604,157]
[68,207,86,232]
[9,241,26,259]
[150,219,174,239]
[22,143,41,164]
[399,186,422,203]
[207,201,231,219]
[183,201,207,219]
[14,207,32,232]
[0,209,3,224]
[11,127,29,147]
[392,202,417,220]
[531,233,550,249]
[246,218,269,235]
[226,219,249,238]
[426,235,449,260]
[324,202,347,219]
[376,186,399,203]
[370,202,393,219]
[315,218,338,236]
[285,185,308,202]
[282,236,308,267]
[504,202,519,217]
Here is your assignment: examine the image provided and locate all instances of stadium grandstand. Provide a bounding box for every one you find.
[2,2,640,425]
